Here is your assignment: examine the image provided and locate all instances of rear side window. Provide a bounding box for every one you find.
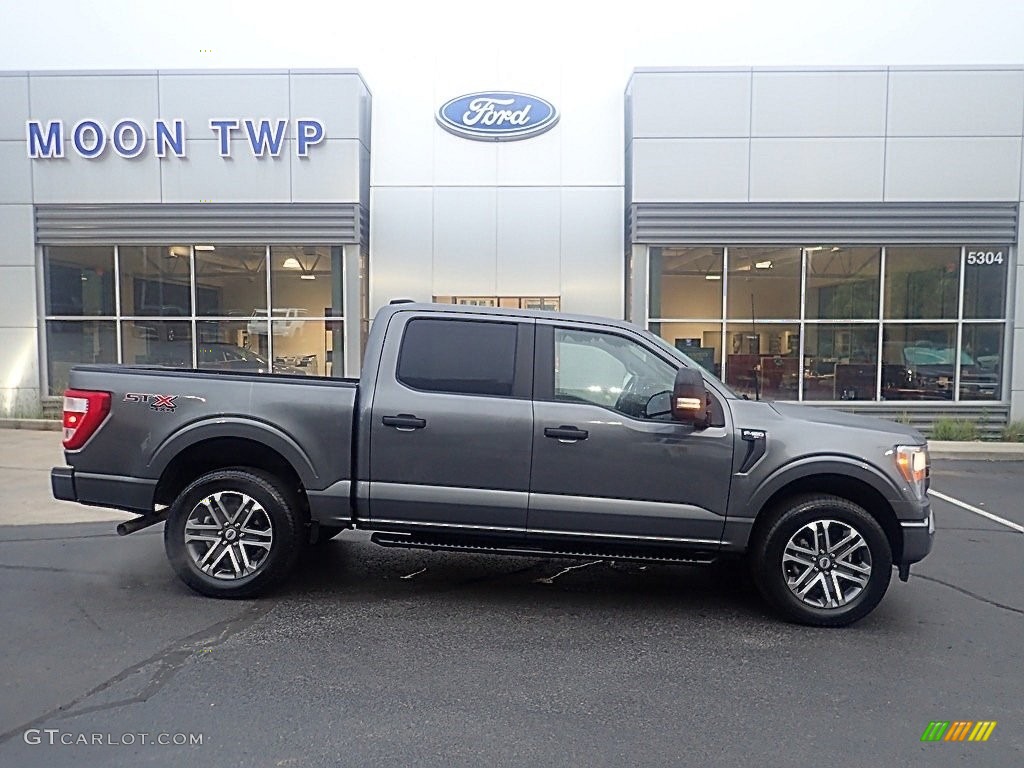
[397,318,518,396]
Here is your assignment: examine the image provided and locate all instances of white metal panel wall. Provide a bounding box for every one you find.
[370,56,624,318]
[630,71,751,138]
[560,188,624,317]
[0,142,32,204]
[628,66,1024,205]
[0,205,33,266]
[750,139,885,201]
[432,188,498,295]
[30,74,160,137]
[632,139,749,202]
[496,188,560,296]
[751,70,888,137]
[369,187,434,307]
[884,137,1022,201]
[0,75,29,140]
[24,70,369,207]
[887,70,1024,137]
[158,73,290,136]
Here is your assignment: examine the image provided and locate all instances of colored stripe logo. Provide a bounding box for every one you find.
[921,721,996,742]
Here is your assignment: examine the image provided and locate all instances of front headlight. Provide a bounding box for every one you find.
[895,444,930,500]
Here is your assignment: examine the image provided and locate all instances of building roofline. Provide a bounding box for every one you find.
[0,67,372,93]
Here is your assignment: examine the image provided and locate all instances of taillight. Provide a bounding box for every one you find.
[62,389,111,450]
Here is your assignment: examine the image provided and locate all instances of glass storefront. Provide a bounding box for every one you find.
[647,245,1010,402]
[42,244,348,394]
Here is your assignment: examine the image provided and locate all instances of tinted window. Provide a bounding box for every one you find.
[398,319,518,396]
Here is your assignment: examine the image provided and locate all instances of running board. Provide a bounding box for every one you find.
[369,533,717,566]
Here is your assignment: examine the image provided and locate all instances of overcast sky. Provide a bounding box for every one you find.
[2,0,1023,83]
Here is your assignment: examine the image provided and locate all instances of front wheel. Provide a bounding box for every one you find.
[751,494,892,627]
[164,468,305,598]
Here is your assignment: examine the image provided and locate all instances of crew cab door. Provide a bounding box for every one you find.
[367,312,535,535]
[528,322,733,547]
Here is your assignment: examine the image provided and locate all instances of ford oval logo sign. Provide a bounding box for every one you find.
[436,92,559,142]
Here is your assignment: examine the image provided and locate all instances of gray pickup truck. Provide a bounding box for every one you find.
[51,302,934,626]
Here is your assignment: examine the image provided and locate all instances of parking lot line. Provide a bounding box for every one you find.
[929,489,1024,534]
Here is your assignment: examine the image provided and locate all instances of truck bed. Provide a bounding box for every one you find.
[60,365,358,519]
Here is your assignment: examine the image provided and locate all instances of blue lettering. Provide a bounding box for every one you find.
[72,120,105,158]
[244,119,287,157]
[155,119,185,158]
[112,120,145,158]
[27,120,64,158]
[296,119,324,157]
[209,119,239,157]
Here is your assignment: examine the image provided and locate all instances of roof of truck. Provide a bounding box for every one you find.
[375,301,642,331]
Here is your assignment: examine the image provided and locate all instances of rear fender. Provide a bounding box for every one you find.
[147,417,319,488]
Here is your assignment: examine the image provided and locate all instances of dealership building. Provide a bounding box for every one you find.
[1,65,1022,430]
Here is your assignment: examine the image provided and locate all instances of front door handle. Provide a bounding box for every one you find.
[544,425,589,442]
[382,414,427,431]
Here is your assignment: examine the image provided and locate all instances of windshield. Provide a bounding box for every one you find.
[642,330,740,399]
[903,346,975,366]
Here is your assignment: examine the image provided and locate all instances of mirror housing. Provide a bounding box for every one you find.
[671,367,709,427]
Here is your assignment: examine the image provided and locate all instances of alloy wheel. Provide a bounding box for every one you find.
[781,519,872,609]
[183,491,274,580]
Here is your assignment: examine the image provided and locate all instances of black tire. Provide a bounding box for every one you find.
[312,525,344,545]
[750,494,892,627]
[164,468,305,598]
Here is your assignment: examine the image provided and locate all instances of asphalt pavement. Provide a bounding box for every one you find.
[0,429,1021,767]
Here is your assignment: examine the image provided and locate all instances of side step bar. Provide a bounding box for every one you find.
[370,533,717,566]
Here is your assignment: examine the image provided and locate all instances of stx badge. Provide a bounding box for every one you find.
[124,393,178,412]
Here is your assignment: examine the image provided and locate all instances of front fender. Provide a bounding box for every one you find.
[740,454,906,521]
[146,416,319,488]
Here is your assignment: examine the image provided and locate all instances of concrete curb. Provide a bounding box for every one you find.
[928,440,1024,461]
[0,419,61,432]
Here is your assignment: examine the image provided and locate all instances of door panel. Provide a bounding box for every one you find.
[528,323,733,545]
[530,400,731,542]
[368,314,534,533]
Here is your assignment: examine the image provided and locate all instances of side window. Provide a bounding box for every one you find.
[554,328,676,419]
[398,318,518,397]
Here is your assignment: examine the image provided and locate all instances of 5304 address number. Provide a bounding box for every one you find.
[967,250,1004,266]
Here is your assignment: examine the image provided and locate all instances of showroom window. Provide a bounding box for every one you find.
[646,245,1010,403]
[42,244,348,394]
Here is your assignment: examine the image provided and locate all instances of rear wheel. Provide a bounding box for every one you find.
[751,494,892,627]
[164,468,305,598]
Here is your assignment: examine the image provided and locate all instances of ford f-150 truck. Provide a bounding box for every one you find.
[51,302,934,626]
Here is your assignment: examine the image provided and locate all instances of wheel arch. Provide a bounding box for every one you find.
[746,460,904,563]
[153,435,308,513]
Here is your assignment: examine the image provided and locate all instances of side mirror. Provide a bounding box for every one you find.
[671,367,709,427]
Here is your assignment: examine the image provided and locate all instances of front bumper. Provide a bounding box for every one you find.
[898,502,935,565]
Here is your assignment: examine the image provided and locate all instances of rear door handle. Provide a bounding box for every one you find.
[544,425,589,442]
[382,414,427,431]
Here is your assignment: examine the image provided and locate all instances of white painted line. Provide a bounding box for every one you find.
[929,489,1024,534]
